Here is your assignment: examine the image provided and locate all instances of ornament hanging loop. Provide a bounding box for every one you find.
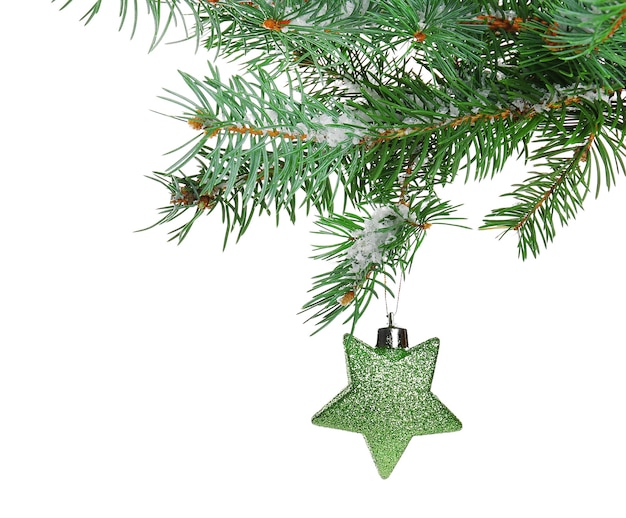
[377,312,409,349]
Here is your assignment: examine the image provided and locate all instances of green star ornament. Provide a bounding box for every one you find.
[312,333,462,478]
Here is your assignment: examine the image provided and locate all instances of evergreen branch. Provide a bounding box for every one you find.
[481,90,626,258]
[56,0,626,331]
[481,159,587,259]
[154,64,624,253]
[149,64,374,242]
[512,149,588,234]
[148,139,343,244]
[302,198,463,333]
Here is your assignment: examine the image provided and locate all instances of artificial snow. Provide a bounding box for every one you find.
[308,112,367,147]
[346,206,408,276]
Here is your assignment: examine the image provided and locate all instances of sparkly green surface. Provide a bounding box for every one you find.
[312,334,462,478]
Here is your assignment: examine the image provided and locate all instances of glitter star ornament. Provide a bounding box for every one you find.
[312,325,462,478]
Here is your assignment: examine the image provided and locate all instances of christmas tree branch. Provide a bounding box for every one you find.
[301,198,464,333]
[148,63,375,243]
[482,90,626,258]
[56,0,626,330]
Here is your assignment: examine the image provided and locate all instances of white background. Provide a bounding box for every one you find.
[1,2,625,516]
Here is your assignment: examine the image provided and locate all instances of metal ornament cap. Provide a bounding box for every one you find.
[376,326,409,349]
[376,313,409,349]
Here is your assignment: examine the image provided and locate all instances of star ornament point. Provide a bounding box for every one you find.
[312,334,462,479]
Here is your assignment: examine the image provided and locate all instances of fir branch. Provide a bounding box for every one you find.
[482,91,626,258]
[302,198,463,333]
[150,63,372,242]
[482,159,588,259]
[56,0,626,330]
